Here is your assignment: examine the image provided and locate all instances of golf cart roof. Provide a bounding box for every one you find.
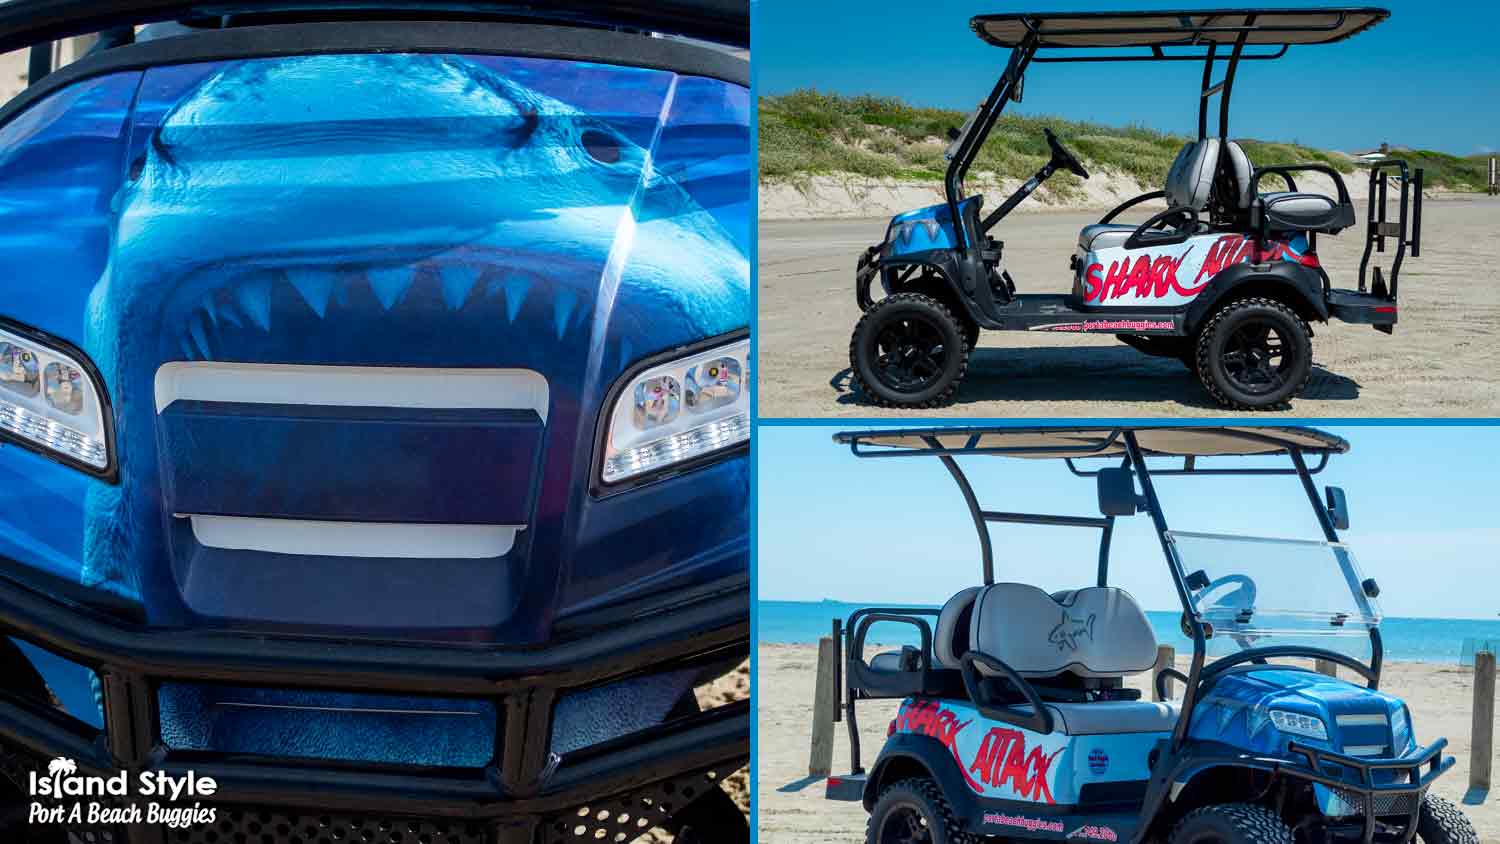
[971,7,1388,49]
[834,425,1348,460]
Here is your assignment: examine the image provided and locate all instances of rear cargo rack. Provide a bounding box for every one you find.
[1357,159,1422,307]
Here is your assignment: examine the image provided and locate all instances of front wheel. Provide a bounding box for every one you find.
[850,293,969,408]
[865,778,974,844]
[1169,803,1293,844]
[1416,794,1479,844]
[1194,297,1312,409]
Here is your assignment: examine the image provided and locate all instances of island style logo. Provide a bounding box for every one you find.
[27,757,219,828]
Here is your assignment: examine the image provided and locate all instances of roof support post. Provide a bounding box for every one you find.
[1218,15,1256,138]
[945,34,1037,250]
[925,437,994,585]
[1123,431,1205,752]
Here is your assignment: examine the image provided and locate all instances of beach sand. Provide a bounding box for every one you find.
[757,644,1500,843]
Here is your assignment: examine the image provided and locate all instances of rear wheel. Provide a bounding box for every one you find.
[1416,794,1478,844]
[1169,803,1292,844]
[850,293,968,408]
[865,777,974,844]
[1194,297,1312,409]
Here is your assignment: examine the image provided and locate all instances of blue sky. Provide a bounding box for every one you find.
[753,0,1499,155]
[757,423,1500,619]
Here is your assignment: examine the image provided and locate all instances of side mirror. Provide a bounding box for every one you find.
[1325,486,1350,530]
[1097,467,1139,517]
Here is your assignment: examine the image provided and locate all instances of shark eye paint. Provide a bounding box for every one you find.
[581,129,622,164]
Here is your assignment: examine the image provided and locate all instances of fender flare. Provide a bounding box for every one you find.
[1182,262,1328,335]
[858,250,986,325]
[862,732,981,821]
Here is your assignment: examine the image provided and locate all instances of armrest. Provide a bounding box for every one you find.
[959,651,1055,734]
[1099,190,1167,225]
[1123,205,1199,251]
[1154,667,1189,701]
[1251,163,1352,207]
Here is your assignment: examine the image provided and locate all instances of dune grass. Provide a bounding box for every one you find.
[760,90,1480,193]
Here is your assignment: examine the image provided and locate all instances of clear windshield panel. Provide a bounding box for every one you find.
[944,105,982,161]
[1167,531,1381,639]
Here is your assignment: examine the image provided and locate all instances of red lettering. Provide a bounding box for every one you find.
[1103,259,1130,302]
[1193,235,1243,285]
[965,727,1062,804]
[1125,255,1153,298]
[1083,263,1104,302]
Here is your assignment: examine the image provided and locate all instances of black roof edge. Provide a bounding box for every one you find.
[831,425,1350,456]
[0,0,749,55]
[969,6,1390,50]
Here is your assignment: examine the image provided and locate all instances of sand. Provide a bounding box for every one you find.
[756,195,1500,418]
[757,643,1500,844]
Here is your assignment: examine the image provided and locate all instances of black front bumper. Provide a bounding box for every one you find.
[0,564,748,844]
[1286,738,1455,844]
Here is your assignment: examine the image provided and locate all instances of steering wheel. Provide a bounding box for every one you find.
[1196,573,1258,613]
[1043,127,1089,179]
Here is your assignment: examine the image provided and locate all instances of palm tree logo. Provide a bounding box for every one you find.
[46,757,76,792]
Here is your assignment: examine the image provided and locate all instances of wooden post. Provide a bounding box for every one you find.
[1152,645,1175,702]
[809,635,837,778]
[1471,651,1495,795]
[1314,659,1337,677]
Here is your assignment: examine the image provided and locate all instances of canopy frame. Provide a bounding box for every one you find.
[833,424,1379,753]
[942,7,1389,251]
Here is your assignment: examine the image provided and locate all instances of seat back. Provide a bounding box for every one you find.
[970,583,1158,679]
[1222,141,1255,210]
[934,587,980,669]
[1164,139,1221,211]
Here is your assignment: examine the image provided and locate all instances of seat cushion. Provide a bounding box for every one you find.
[1078,223,1137,252]
[1260,191,1353,232]
[1028,700,1180,736]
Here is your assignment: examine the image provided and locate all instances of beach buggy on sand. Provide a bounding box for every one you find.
[850,9,1424,410]
[823,426,1476,844]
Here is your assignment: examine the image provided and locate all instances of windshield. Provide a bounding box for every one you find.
[944,104,982,161]
[1168,531,1381,650]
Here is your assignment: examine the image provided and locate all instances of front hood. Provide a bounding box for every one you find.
[0,51,749,644]
[1188,667,1411,759]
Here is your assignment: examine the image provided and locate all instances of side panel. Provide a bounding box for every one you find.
[1075,233,1318,308]
[890,698,1166,807]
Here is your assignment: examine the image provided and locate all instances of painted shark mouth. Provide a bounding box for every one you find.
[158,246,601,367]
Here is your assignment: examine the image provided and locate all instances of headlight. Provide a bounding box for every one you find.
[0,321,112,477]
[1391,705,1413,751]
[1269,709,1329,741]
[600,335,749,485]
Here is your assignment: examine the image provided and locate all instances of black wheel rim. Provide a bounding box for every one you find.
[1220,319,1293,395]
[877,806,933,844]
[872,315,949,393]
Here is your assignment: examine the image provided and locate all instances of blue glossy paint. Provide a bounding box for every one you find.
[883,196,979,256]
[0,53,748,759]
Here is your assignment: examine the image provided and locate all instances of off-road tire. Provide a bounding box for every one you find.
[850,293,968,408]
[1169,803,1293,844]
[1416,794,1479,844]
[865,777,976,844]
[1194,297,1312,410]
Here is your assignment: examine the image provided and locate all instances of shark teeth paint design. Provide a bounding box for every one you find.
[286,267,334,318]
[368,267,417,311]
[439,265,481,311]
[233,274,273,332]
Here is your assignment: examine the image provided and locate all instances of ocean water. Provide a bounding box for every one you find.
[759,600,1500,665]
